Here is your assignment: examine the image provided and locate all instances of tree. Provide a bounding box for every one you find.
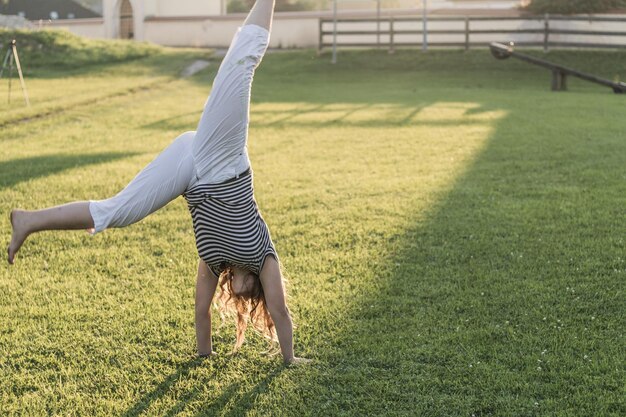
[526,0,626,14]
[228,0,320,13]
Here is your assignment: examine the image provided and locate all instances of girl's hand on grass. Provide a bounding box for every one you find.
[285,357,313,366]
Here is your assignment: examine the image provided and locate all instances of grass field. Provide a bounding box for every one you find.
[1,38,625,416]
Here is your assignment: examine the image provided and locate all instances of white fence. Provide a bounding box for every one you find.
[320,15,626,52]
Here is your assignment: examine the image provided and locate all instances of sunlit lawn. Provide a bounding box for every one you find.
[1,46,624,416]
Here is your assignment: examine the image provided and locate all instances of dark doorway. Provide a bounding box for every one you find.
[120,0,134,39]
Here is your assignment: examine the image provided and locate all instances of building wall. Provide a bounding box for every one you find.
[144,14,319,48]
[45,18,107,38]
[99,0,225,40]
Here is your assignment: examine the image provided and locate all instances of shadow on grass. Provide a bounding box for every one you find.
[121,358,204,417]
[121,358,285,417]
[22,51,213,80]
[141,111,200,132]
[0,152,138,191]
[190,365,284,417]
[293,91,625,415]
[252,103,446,129]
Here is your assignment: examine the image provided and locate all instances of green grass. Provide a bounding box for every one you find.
[1,45,625,416]
[0,30,208,127]
[0,29,161,70]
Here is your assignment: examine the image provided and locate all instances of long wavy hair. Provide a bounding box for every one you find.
[217,266,280,351]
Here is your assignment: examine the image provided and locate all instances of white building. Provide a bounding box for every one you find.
[57,1,626,50]
[44,0,528,47]
[102,0,226,41]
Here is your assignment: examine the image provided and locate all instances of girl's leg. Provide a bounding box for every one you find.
[8,202,93,264]
[8,132,196,264]
[191,0,275,184]
[244,0,276,31]
[89,132,195,232]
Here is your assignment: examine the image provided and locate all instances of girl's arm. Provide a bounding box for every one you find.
[195,260,219,356]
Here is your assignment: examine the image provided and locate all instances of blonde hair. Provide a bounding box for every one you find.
[217,266,280,351]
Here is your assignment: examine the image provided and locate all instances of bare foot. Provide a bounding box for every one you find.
[8,210,30,264]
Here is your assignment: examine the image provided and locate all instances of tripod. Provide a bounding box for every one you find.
[0,40,30,106]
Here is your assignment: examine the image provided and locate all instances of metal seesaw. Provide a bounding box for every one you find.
[489,42,626,94]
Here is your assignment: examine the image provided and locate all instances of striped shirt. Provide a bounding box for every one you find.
[183,170,277,277]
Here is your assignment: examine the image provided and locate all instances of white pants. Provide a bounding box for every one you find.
[89,24,270,233]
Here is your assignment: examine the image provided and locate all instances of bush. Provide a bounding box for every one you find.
[526,0,626,14]
[0,28,161,69]
[228,0,321,13]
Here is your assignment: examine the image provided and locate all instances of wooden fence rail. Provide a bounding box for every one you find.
[319,14,626,53]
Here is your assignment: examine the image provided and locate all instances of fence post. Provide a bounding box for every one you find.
[422,0,428,52]
[318,18,323,55]
[543,13,550,52]
[551,70,567,91]
[332,0,337,64]
[465,16,470,51]
[389,17,395,54]
[377,0,381,48]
